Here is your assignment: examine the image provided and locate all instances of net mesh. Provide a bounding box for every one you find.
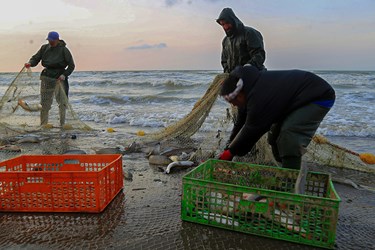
[0,67,92,136]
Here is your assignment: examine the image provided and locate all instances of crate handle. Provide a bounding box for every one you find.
[64,159,80,165]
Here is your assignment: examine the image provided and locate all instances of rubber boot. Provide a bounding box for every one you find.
[59,106,66,127]
[40,110,49,126]
[281,156,301,170]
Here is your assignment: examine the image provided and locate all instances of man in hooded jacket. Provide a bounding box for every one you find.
[218,65,335,170]
[25,31,75,127]
[217,8,266,72]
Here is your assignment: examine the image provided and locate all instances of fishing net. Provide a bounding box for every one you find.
[1,68,373,174]
[0,67,92,136]
[142,73,375,174]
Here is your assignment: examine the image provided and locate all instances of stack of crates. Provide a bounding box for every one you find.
[181,159,341,249]
[0,154,123,213]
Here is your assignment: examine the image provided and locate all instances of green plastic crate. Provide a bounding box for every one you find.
[181,159,341,249]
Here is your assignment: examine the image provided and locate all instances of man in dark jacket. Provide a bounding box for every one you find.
[218,65,335,170]
[217,8,266,72]
[25,31,75,127]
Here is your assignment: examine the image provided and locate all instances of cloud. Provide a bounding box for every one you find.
[164,0,221,7]
[126,43,167,50]
[165,0,182,7]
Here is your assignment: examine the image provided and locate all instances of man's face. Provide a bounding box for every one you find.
[228,92,246,108]
[48,40,59,47]
[219,20,233,33]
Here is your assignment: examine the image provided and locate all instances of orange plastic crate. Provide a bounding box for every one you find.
[0,154,123,213]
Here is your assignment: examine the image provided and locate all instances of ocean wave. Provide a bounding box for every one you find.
[1,70,374,153]
[80,94,199,105]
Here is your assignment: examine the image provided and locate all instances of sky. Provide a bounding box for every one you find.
[0,0,374,72]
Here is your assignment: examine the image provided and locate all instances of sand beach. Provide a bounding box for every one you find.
[0,123,373,250]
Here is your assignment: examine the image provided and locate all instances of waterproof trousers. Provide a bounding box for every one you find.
[40,76,69,126]
[267,103,331,170]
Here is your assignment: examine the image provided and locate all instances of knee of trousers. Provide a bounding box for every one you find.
[276,130,305,158]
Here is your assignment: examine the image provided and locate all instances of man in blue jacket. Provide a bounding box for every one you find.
[218,65,335,170]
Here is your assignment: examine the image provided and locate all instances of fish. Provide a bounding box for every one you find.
[148,154,172,165]
[273,208,306,234]
[259,198,306,235]
[169,152,190,161]
[242,193,264,201]
[165,160,194,174]
[208,192,239,214]
[63,149,87,155]
[0,145,21,152]
[295,160,308,194]
[124,141,141,153]
[18,99,42,112]
[159,147,196,157]
[198,211,239,227]
[16,136,43,143]
[93,147,125,155]
[147,142,161,157]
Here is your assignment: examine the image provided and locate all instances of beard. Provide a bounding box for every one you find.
[225,26,236,37]
[225,29,233,37]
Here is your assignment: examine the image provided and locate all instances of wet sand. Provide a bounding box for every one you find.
[0,127,374,250]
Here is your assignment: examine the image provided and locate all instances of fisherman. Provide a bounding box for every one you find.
[218,65,335,170]
[25,31,75,127]
[216,7,266,72]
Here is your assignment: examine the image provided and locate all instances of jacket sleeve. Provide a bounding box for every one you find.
[228,116,267,156]
[245,30,266,70]
[221,47,229,73]
[28,46,44,67]
[63,48,75,77]
[228,102,272,157]
[228,107,246,143]
[221,52,229,73]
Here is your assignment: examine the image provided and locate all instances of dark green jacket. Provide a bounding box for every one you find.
[217,8,266,72]
[28,40,75,79]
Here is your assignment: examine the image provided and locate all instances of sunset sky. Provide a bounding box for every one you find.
[0,0,374,72]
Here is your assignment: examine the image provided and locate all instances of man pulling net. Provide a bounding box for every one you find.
[25,31,75,127]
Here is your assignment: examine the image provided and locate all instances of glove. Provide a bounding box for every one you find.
[58,74,66,81]
[218,149,234,161]
[24,63,31,68]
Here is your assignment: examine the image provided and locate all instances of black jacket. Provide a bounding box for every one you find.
[217,8,266,72]
[228,65,335,156]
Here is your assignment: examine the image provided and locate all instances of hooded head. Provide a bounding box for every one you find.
[220,74,246,107]
[220,74,240,97]
[216,8,244,37]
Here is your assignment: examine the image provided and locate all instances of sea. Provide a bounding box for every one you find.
[0,70,374,154]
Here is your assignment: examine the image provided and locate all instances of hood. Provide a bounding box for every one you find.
[231,65,261,93]
[216,8,244,37]
[57,40,67,47]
